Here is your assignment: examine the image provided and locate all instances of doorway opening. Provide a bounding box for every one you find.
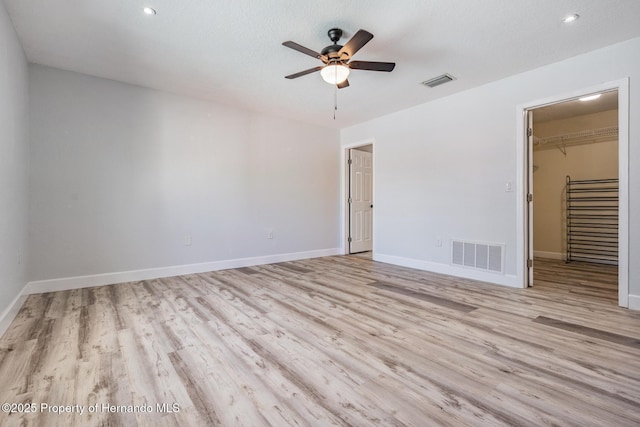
[346,144,373,255]
[521,80,629,308]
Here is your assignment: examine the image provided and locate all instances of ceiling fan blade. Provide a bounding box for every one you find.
[337,79,350,89]
[282,41,328,63]
[339,29,373,59]
[285,66,323,79]
[348,61,396,72]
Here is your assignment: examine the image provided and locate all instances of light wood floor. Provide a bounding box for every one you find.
[1,256,639,426]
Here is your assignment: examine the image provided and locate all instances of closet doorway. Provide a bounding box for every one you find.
[526,89,623,304]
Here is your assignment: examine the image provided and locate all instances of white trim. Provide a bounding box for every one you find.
[629,295,640,311]
[340,138,375,255]
[617,80,630,308]
[0,287,29,338]
[516,78,630,308]
[533,251,564,260]
[25,248,341,294]
[374,253,520,288]
[516,107,528,287]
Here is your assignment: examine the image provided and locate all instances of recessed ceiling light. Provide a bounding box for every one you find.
[562,14,579,23]
[143,7,156,15]
[579,93,601,102]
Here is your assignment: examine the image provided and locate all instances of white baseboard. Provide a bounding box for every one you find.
[25,248,341,295]
[533,250,565,260]
[0,287,29,338]
[628,294,640,311]
[373,253,521,288]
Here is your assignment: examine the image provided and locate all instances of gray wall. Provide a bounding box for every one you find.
[0,2,29,318]
[28,65,340,281]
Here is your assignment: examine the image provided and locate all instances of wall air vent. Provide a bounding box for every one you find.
[451,240,504,274]
[421,73,456,88]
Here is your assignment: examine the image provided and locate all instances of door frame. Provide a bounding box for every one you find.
[341,139,375,255]
[516,78,629,307]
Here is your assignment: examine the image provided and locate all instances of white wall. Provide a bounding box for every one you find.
[0,3,29,325]
[341,37,640,296]
[29,65,340,282]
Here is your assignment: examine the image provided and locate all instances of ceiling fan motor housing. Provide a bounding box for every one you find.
[321,44,343,58]
[322,28,344,59]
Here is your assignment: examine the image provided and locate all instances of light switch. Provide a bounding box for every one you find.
[505,181,514,192]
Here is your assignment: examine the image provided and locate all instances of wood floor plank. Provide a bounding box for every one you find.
[1,255,640,426]
[0,339,37,401]
[534,315,640,348]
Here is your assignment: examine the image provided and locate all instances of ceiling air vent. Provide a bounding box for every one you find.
[422,73,456,88]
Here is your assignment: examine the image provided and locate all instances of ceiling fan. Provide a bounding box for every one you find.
[282,28,395,88]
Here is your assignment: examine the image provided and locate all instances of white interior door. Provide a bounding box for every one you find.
[349,149,373,253]
[527,110,534,286]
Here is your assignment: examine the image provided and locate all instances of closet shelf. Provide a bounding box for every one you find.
[534,126,618,153]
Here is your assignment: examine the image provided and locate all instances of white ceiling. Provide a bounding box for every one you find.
[4,0,640,128]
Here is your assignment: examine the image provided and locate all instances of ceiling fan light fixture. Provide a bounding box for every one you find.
[562,14,579,23]
[321,64,350,85]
